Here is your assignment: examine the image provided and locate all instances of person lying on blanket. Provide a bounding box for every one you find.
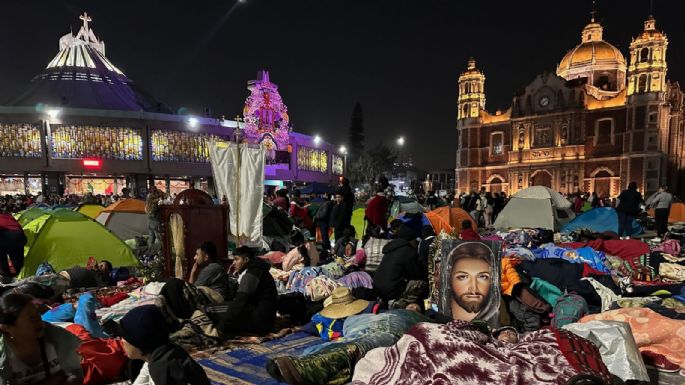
[266,301,433,385]
[119,305,210,385]
[350,319,613,385]
[59,259,113,290]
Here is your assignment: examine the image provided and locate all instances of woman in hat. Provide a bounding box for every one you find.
[118,305,210,385]
[0,294,83,384]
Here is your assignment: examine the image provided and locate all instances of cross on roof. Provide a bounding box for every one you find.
[80,12,92,32]
[590,0,597,22]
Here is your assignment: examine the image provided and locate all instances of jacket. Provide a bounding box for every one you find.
[214,257,277,333]
[646,191,673,210]
[500,258,522,296]
[329,202,346,229]
[0,214,21,232]
[459,227,481,241]
[373,239,424,301]
[147,343,210,385]
[365,194,389,229]
[0,322,83,384]
[313,200,333,223]
[616,187,643,216]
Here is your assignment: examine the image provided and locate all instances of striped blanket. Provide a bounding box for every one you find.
[198,332,322,385]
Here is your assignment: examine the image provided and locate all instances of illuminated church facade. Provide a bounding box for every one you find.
[455,14,685,198]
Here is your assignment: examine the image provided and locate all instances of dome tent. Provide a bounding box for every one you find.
[425,206,476,235]
[494,186,575,231]
[75,203,104,219]
[96,199,148,241]
[20,209,138,278]
[561,207,643,236]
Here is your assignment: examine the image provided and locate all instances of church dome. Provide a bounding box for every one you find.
[556,21,626,93]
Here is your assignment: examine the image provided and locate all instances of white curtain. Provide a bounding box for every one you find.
[209,141,265,244]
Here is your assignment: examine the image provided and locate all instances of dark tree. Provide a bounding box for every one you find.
[348,102,365,160]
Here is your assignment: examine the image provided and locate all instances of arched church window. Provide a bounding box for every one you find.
[462,104,469,118]
[594,170,611,178]
[465,83,471,93]
[640,48,650,62]
[490,132,503,155]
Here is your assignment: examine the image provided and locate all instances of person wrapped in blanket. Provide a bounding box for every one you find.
[266,286,432,385]
[0,293,83,385]
[351,318,615,385]
[118,304,210,385]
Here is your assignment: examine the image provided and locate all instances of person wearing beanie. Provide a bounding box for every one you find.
[119,305,210,385]
[373,224,428,308]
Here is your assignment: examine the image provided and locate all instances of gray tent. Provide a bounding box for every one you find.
[494,186,575,231]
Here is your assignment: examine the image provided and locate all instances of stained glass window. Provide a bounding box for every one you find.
[0,124,42,158]
[151,130,228,163]
[51,125,142,160]
[297,146,328,173]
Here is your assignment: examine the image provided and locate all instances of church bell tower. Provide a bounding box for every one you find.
[457,58,486,120]
[627,16,668,96]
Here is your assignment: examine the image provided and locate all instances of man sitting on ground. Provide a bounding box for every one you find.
[205,246,278,337]
[188,241,229,300]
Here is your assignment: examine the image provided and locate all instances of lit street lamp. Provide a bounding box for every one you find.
[314,135,321,145]
[339,145,347,176]
[397,136,405,146]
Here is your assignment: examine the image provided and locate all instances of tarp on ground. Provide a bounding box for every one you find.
[494,186,575,231]
[426,206,476,235]
[20,209,139,278]
[647,202,685,223]
[96,199,148,241]
[561,207,643,235]
[75,204,104,219]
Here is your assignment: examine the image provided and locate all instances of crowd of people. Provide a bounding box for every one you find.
[0,177,683,384]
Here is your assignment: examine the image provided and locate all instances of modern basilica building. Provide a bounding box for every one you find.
[0,13,344,197]
[455,14,685,198]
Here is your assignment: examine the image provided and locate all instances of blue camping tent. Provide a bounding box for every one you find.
[561,207,643,235]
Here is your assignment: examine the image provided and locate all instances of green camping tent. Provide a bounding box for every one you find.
[16,207,51,227]
[20,209,139,278]
[351,207,366,238]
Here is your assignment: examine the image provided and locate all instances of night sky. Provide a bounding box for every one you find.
[1,0,683,171]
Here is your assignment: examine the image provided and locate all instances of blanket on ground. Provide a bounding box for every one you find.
[351,320,612,385]
[581,307,685,373]
[198,331,322,385]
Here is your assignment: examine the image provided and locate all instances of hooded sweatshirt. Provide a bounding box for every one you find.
[210,257,278,334]
[373,239,424,301]
[616,186,643,216]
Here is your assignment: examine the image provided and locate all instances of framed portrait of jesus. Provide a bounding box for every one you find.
[438,239,502,328]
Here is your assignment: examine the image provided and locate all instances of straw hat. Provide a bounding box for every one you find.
[319,287,369,319]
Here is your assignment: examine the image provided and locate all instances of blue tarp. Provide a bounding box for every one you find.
[561,207,643,235]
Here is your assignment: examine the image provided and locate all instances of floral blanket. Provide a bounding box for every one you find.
[351,320,611,385]
[581,307,685,372]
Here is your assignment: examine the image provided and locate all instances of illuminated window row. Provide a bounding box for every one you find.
[51,125,143,160]
[0,124,42,158]
[297,146,328,173]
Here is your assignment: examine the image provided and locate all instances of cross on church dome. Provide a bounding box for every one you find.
[80,12,92,33]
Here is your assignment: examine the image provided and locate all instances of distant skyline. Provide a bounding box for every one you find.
[1,0,682,171]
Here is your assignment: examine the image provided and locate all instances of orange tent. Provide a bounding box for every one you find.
[648,202,685,223]
[425,206,476,235]
[95,199,148,241]
[100,199,146,214]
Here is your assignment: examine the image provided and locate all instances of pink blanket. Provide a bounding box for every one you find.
[581,308,685,371]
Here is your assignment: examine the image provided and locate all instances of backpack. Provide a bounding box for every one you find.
[552,294,588,328]
[364,237,390,272]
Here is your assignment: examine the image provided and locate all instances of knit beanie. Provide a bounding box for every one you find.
[118,305,169,354]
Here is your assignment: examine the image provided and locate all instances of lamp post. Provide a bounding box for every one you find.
[340,145,347,177]
[233,115,243,143]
